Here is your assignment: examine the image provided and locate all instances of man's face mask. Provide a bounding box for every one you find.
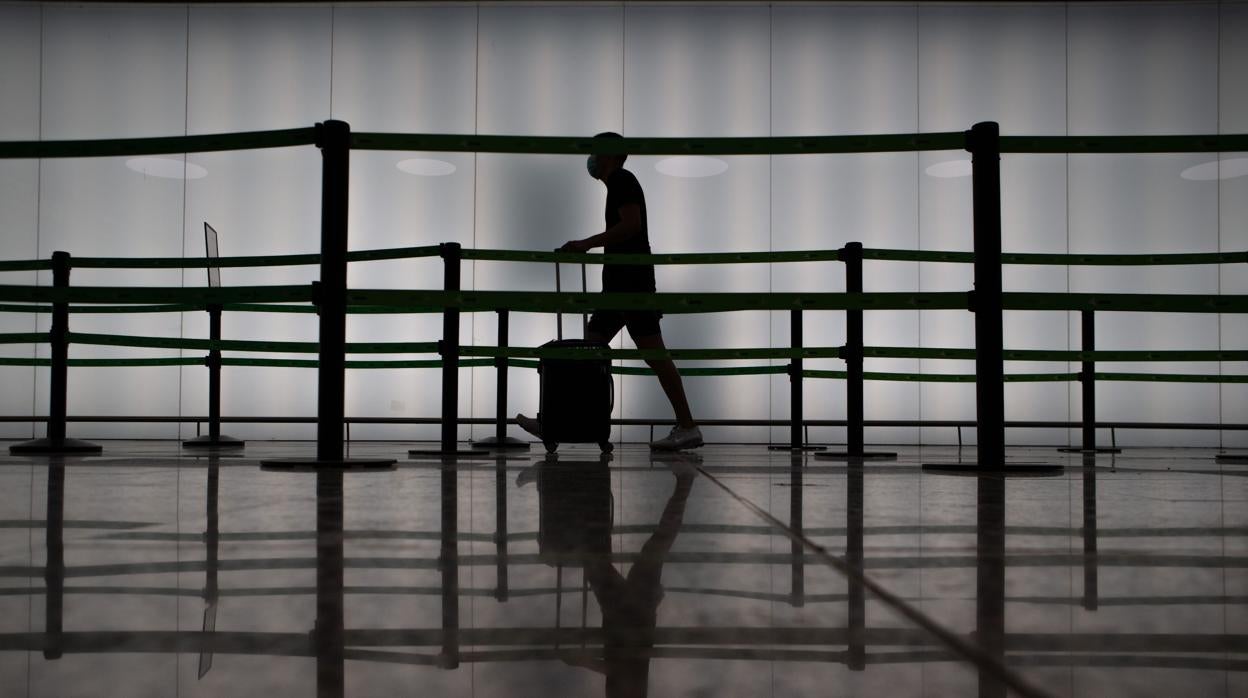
[586,154,598,178]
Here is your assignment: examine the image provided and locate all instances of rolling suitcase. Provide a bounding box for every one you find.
[537,262,614,454]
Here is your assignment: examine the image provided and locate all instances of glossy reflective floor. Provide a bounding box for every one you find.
[0,441,1244,697]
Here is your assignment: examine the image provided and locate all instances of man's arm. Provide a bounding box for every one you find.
[561,203,641,252]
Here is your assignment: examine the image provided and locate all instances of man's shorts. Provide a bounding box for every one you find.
[587,309,663,341]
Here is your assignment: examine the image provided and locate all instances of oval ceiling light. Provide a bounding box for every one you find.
[125,157,207,180]
[655,156,728,178]
[397,157,456,177]
[1180,157,1248,181]
[924,159,972,178]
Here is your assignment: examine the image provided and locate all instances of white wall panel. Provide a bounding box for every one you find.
[1220,2,1248,449]
[474,4,624,441]
[0,5,41,439]
[625,5,770,443]
[1067,4,1220,446]
[771,4,919,446]
[0,2,1241,446]
[37,6,189,439]
[180,6,331,439]
[333,5,478,440]
[918,3,1067,445]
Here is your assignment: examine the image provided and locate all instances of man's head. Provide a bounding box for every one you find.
[586,131,627,181]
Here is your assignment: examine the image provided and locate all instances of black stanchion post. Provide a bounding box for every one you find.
[769,309,823,453]
[184,305,244,449]
[11,251,101,455]
[261,120,392,470]
[792,309,803,450]
[923,123,1058,474]
[317,120,350,463]
[1060,310,1119,454]
[410,244,487,460]
[472,309,528,450]
[971,122,1005,470]
[440,243,461,453]
[817,243,894,462]
[847,246,864,457]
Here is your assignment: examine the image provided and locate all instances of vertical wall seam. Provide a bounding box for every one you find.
[31,3,45,440]
[1066,1,1073,447]
[176,4,191,443]
[915,3,922,445]
[470,2,481,442]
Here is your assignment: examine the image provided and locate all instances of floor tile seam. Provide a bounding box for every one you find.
[693,464,1056,698]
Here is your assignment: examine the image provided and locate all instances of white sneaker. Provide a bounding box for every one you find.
[516,414,542,439]
[650,425,703,451]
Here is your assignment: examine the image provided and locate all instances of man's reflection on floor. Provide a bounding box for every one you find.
[525,452,697,698]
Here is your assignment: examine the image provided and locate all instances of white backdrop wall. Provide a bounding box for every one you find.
[0,2,1243,447]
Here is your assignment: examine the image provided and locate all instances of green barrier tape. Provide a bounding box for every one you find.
[219,357,494,369]
[1096,372,1248,383]
[351,131,968,155]
[863,346,1248,362]
[0,260,52,273]
[0,303,208,314]
[862,249,976,264]
[0,357,203,367]
[70,244,442,270]
[464,248,845,265]
[863,248,1248,266]
[347,289,970,313]
[66,332,439,355]
[0,333,47,344]
[74,253,320,270]
[467,345,842,361]
[0,284,311,305]
[1003,292,1248,313]
[6,129,1243,160]
[0,127,317,159]
[1000,134,1248,154]
[223,303,313,314]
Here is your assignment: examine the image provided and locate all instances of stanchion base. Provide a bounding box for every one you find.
[921,462,1064,476]
[766,444,827,452]
[815,451,898,461]
[1216,453,1248,464]
[183,435,246,449]
[470,436,531,451]
[10,437,102,455]
[408,447,495,460]
[1057,447,1121,454]
[259,458,396,471]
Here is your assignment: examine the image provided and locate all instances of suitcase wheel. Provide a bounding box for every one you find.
[544,441,559,454]
[599,441,614,453]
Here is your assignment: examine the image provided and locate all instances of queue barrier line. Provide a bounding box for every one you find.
[0,332,47,344]
[350,131,969,155]
[0,284,312,305]
[4,246,1244,273]
[0,357,203,368]
[0,127,317,159]
[862,249,1248,266]
[4,352,1242,385]
[3,129,1246,161]
[70,244,442,270]
[64,332,439,355]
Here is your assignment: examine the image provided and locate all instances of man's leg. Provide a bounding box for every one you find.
[632,331,695,430]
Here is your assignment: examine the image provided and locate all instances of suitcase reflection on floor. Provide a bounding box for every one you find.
[523,453,696,695]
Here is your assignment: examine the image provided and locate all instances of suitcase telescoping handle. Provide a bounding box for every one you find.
[553,257,589,341]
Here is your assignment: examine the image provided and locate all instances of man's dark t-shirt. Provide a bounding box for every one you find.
[602,167,656,293]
